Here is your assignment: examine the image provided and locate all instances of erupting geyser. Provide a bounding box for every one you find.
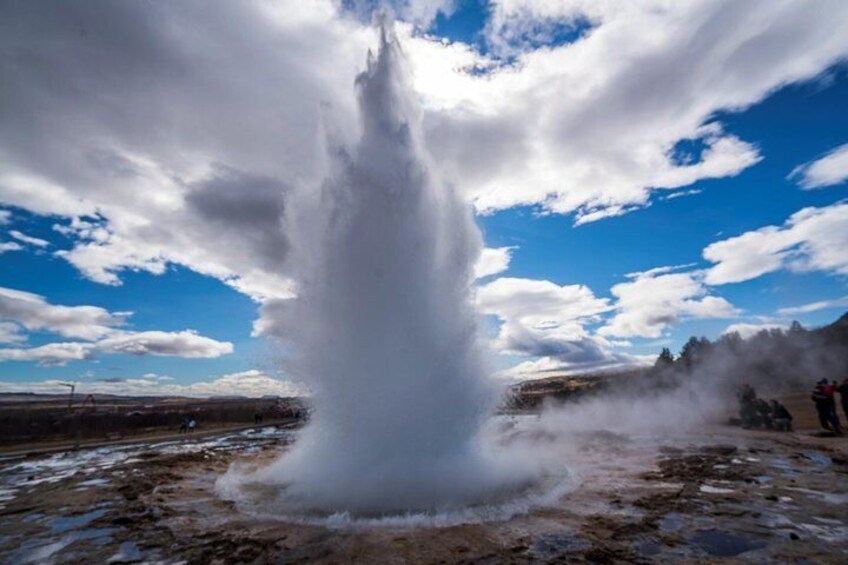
[219,21,545,520]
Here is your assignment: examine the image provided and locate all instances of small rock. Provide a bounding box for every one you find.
[789,532,799,541]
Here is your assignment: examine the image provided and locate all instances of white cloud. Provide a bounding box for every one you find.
[624,263,697,279]
[0,322,27,345]
[0,342,93,366]
[96,330,233,358]
[0,332,232,366]
[0,369,306,398]
[662,189,702,201]
[500,353,653,380]
[704,202,848,285]
[8,230,49,247]
[474,246,516,279]
[0,0,845,370]
[600,269,738,339]
[0,0,844,311]
[0,287,232,365]
[0,287,127,340]
[477,277,611,346]
[350,0,456,26]
[419,0,847,221]
[789,143,848,189]
[777,295,848,316]
[0,1,373,302]
[0,241,22,255]
[723,322,787,339]
[476,277,640,373]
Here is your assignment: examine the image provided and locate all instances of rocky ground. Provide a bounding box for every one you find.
[1,414,847,564]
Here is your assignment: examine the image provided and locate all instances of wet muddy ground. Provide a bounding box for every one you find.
[1,417,847,564]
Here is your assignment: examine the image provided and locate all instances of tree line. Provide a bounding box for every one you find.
[649,313,848,393]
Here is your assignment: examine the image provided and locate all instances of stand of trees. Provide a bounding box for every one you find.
[649,313,848,393]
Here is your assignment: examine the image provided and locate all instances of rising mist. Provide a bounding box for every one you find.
[218,21,540,517]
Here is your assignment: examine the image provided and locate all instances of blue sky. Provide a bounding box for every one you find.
[1,0,848,395]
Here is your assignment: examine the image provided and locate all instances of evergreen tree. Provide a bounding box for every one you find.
[655,347,675,368]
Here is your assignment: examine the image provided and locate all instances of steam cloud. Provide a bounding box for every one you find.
[219,22,539,517]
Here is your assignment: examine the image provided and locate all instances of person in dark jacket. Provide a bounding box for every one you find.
[754,398,773,429]
[824,380,842,432]
[812,381,841,434]
[737,383,759,429]
[836,379,848,420]
[838,378,848,422]
[770,400,793,431]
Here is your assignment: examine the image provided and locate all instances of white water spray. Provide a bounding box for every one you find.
[219,22,544,517]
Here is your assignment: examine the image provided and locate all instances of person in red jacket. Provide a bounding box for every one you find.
[813,379,841,435]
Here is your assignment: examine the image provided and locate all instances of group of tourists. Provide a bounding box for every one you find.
[737,379,848,436]
[736,384,793,431]
[811,378,848,435]
[179,415,197,434]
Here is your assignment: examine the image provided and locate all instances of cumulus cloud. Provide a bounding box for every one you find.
[500,353,653,380]
[474,246,516,279]
[0,287,232,365]
[0,332,233,366]
[1,0,847,371]
[0,0,845,311]
[0,342,93,366]
[0,0,372,303]
[421,0,848,221]
[704,202,848,285]
[476,277,640,373]
[777,295,848,316]
[0,322,25,344]
[789,143,848,189]
[0,287,128,340]
[0,369,306,398]
[600,270,738,339]
[96,330,233,358]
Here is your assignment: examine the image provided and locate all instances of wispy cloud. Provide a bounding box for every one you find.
[777,295,848,316]
[789,143,848,189]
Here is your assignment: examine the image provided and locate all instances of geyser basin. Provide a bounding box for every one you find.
[217,416,573,527]
[216,21,550,522]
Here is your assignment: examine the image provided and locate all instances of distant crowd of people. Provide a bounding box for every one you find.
[736,384,793,431]
[811,379,848,436]
[736,379,848,436]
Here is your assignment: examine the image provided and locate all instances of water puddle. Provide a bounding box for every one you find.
[10,527,116,564]
[107,541,143,563]
[659,512,683,532]
[637,538,664,556]
[530,532,591,558]
[49,509,107,534]
[802,452,832,466]
[689,529,767,557]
